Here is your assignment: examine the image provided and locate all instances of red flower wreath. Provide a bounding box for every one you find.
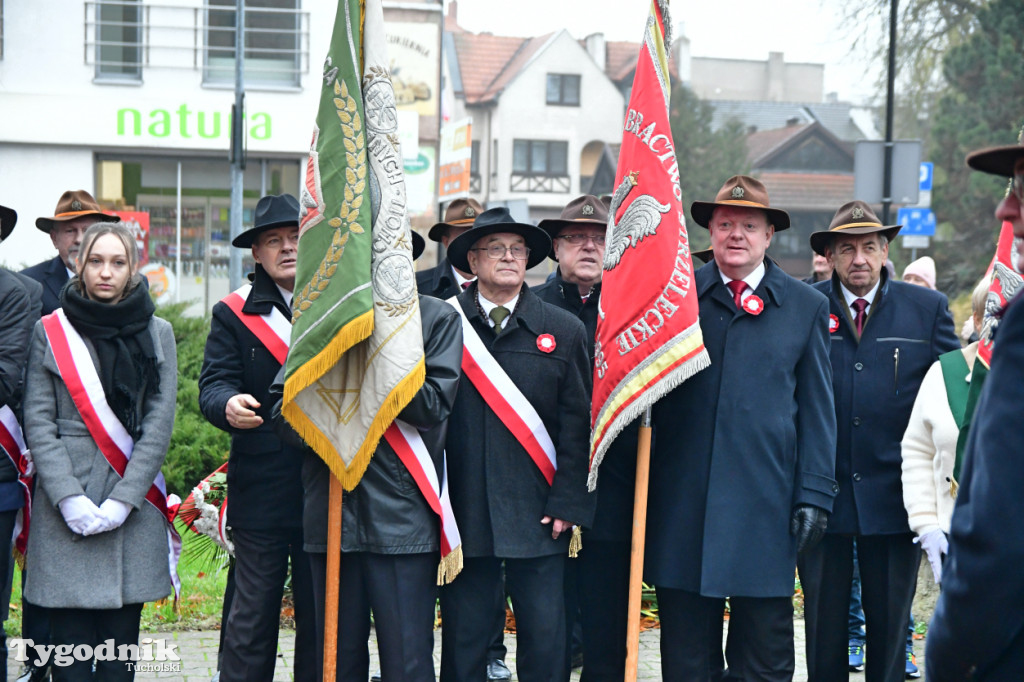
[536,333,556,353]
[741,295,764,316]
[829,314,840,333]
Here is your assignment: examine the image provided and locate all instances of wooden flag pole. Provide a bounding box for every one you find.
[323,474,344,682]
[624,406,653,682]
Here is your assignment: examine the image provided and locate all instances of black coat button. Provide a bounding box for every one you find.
[853,417,862,426]
[853,473,862,482]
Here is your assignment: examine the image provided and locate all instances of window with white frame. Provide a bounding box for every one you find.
[95,0,142,80]
[206,0,301,87]
[546,74,580,106]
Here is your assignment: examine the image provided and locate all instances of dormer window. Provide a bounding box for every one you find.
[546,73,580,106]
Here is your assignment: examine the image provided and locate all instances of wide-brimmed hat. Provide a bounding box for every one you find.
[538,195,608,262]
[427,198,485,242]
[692,247,714,264]
[412,231,425,261]
[966,141,1024,178]
[232,194,300,248]
[0,204,15,242]
[691,175,790,231]
[36,190,120,234]
[809,200,902,256]
[446,207,551,272]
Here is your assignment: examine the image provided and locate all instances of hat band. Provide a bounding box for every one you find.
[447,218,475,226]
[718,199,771,210]
[832,221,884,231]
[52,209,105,220]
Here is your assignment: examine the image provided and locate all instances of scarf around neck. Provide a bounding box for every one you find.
[60,280,160,440]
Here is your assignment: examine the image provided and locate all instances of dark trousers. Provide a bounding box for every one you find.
[217,561,236,669]
[487,571,508,662]
[309,551,438,682]
[657,587,795,682]
[0,510,17,679]
[798,533,920,682]
[578,540,630,682]
[440,555,566,682]
[49,604,143,682]
[220,526,316,682]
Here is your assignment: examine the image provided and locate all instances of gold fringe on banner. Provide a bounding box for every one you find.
[568,526,583,558]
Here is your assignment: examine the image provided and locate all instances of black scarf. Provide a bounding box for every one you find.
[60,280,160,440]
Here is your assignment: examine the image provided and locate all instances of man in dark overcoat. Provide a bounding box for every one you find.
[21,190,120,316]
[198,194,315,682]
[535,194,637,681]
[799,200,959,682]
[438,208,594,682]
[416,198,483,300]
[925,140,1024,680]
[646,176,837,681]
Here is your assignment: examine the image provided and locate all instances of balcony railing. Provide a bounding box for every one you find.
[510,173,571,194]
[83,1,311,86]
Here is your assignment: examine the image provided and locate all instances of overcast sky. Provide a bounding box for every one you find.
[449,0,885,105]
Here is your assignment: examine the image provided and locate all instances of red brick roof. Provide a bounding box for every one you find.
[758,172,854,211]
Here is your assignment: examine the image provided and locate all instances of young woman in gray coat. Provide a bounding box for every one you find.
[23,222,177,681]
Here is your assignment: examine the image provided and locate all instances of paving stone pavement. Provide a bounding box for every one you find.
[6,619,926,680]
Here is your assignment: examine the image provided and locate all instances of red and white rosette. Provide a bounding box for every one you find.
[829,314,840,333]
[536,334,556,353]
[741,295,764,316]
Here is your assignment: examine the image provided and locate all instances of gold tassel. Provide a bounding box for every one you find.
[949,477,959,499]
[568,526,583,558]
[436,545,464,586]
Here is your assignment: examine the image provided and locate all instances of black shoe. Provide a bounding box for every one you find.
[487,659,512,681]
[16,663,51,682]
[370,671,382,682]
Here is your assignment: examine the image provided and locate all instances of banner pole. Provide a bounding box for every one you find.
[323,475,343,682]
[624,406,653,682]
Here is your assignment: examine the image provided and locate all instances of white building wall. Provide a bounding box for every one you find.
[485,31,623,218]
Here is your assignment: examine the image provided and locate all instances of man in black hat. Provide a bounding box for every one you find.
[534,194,635,679]
[438,207,594,681]
[198,194,315,682]
[416,198,484,299]
[0,205,40,682]
[925,139,1024,680]
[647,176,837,681]
[21,190,120,316]
[798,200,959,682]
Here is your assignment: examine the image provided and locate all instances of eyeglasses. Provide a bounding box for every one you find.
[472,244,531,260]
[1012,173,1024,202]
[557,234,606,246]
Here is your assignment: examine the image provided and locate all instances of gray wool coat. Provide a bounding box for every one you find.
[23,316,178,609]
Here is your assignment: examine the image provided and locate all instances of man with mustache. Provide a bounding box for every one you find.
[22,190,120,316]
[199,194,315,682]
[799,200,958,682]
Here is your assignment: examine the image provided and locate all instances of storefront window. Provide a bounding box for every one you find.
[96,156,299,315]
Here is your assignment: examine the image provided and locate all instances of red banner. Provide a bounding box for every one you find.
[113,210,151,266]
[978,220,1021,369]
[589,1,709,488]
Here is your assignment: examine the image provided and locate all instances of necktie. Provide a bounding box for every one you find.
[726,280,747,309]
[852,298,868,335]
[489,306,510,335]
[461,281,472,290]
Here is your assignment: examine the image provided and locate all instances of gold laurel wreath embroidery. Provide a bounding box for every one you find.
[293,77,367,319]
[377,300,416,316]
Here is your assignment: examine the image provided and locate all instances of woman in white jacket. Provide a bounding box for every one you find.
[900,276,988,585]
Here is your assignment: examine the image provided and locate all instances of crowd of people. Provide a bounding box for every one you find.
[0,135,1021,682]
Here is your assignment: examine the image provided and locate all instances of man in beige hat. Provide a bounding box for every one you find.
[416,198,484,300]
[647,175,837,681]
[21,190,120,315]
[800,200,958,682]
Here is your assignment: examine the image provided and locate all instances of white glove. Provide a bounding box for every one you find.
[98,499,133,533]
[59,495,107,536]
[917,529,949,584]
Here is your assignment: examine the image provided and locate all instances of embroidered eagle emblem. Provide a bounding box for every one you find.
[603,172,670,271]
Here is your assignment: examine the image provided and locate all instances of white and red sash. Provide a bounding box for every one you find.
[41,310,182,598]
[383,420,463,584]
[446,298,557,485]
[222,284,291,365]
[0,406,32,561]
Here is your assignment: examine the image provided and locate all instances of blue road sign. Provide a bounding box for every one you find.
[898,207,936,236]
[919,162,934,192]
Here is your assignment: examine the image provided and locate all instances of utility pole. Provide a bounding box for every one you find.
[881,0,898,225]
[229,0,246,291]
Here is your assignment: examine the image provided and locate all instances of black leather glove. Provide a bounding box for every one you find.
[791,505,828,553]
